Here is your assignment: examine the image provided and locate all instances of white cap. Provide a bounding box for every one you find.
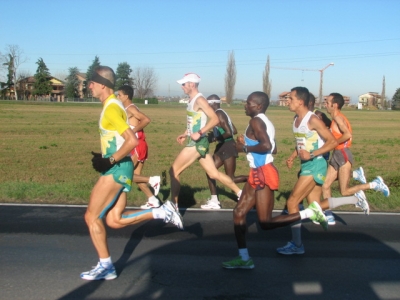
[177,73,201,84]
[207,99,221,104]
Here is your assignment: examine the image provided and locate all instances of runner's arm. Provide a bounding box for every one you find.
[300,115,337,160]
[333,115,352,145]
[126,105,151,133]
[190,96,219,141]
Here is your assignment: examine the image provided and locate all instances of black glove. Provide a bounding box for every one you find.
[91,151,102,159]
[91,153,113,173]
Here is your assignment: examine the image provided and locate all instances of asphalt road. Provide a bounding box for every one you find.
[1,204,400,300]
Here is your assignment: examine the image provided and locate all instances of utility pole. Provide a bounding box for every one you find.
[318,63,334,109]
[271,62,334,108]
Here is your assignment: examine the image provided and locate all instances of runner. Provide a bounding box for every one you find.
[322,92,390,199]
[81,66,183,281]
[277,87,369,255]
[117,85,162,209]
[168,73,242,209]
[201,94,247,209]
[222,91,327,269]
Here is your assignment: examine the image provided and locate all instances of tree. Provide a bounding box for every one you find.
[133,67,157,99]
[263,55,272,100]
[392,88,400,110]
[224,51,236,105]
[65,67,81,98]
[1,45,28,100]
[16,70,32,100]
[33,58,52,97]
[115,62,133,89]
[381,76,386,109]
[85,56,101,97]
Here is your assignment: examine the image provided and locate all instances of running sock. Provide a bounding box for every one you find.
[210,195,218,202]
[152,208,166,220]
[291,221,302,247]
[148,196,159,204]
[328,196,357,209]
[239,248,250,261]
[237,190,242,199]
[149,176,158,185]
[100,257,113,268]
[370,182,377,189]
[299,208,314,220]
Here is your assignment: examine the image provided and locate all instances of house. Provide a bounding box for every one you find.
[17,76,65,101]
[278,91,290,106]
[358,92,382,108]
[77,73,87,98]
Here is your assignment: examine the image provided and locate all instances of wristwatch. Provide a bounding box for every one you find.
[243,145,248,153]
[109,156,116,164]
[310,151,315,159]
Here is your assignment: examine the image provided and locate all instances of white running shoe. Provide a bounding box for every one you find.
[372,176,390,197]
[80,262,117,280]
[201,199,221,209]
[355,190,370,215]
[140,199,161,209]
[149,176,161,196]
[353,167,366,184]
[161,200,184,230]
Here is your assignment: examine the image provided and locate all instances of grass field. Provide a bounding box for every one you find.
[0,100,399,212]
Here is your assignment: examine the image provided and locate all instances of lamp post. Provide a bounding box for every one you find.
[318,62,334,109]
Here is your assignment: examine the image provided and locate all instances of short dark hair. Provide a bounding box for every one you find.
[291,86,310,107]
[207,94,220,100]
[248,91,270,112]
[329,93,345,109]
[118,85,133,100]
[309,93,316,106]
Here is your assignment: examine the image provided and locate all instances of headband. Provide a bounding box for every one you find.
[207,99,221,103]
[90,72,115,89]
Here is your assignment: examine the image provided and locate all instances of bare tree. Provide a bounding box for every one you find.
[54,71,68,81]
[17,70,32,100]
[225,51,236,105]
[1,45,28,100]
[263,55,272,100]
[133,67,157,99]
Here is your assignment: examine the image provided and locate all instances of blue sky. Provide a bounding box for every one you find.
[1,0,399,102]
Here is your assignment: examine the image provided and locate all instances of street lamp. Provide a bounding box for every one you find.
[318,63,334,109]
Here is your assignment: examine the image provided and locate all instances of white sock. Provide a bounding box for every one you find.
[370,182,377,189]
[148,196,159,204]
[210,195,218,202]
[237,190,242,199]
[100,257,112,268]
[239,248,250,261]
[328,196,357,208]
[149,176,160,186]
[152,208,166,219]
[299,208,314,220]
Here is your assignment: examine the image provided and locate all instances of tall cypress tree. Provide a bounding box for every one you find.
[85,56,101,97]
[33,58,52,97]
[65,67,80,98]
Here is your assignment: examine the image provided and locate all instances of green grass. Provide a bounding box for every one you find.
[0,100,399,212]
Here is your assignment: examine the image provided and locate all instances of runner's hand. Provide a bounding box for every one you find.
[91,156,113,173]
[91,151,102,159]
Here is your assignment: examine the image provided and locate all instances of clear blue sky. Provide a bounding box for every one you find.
[1,0,399,102]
